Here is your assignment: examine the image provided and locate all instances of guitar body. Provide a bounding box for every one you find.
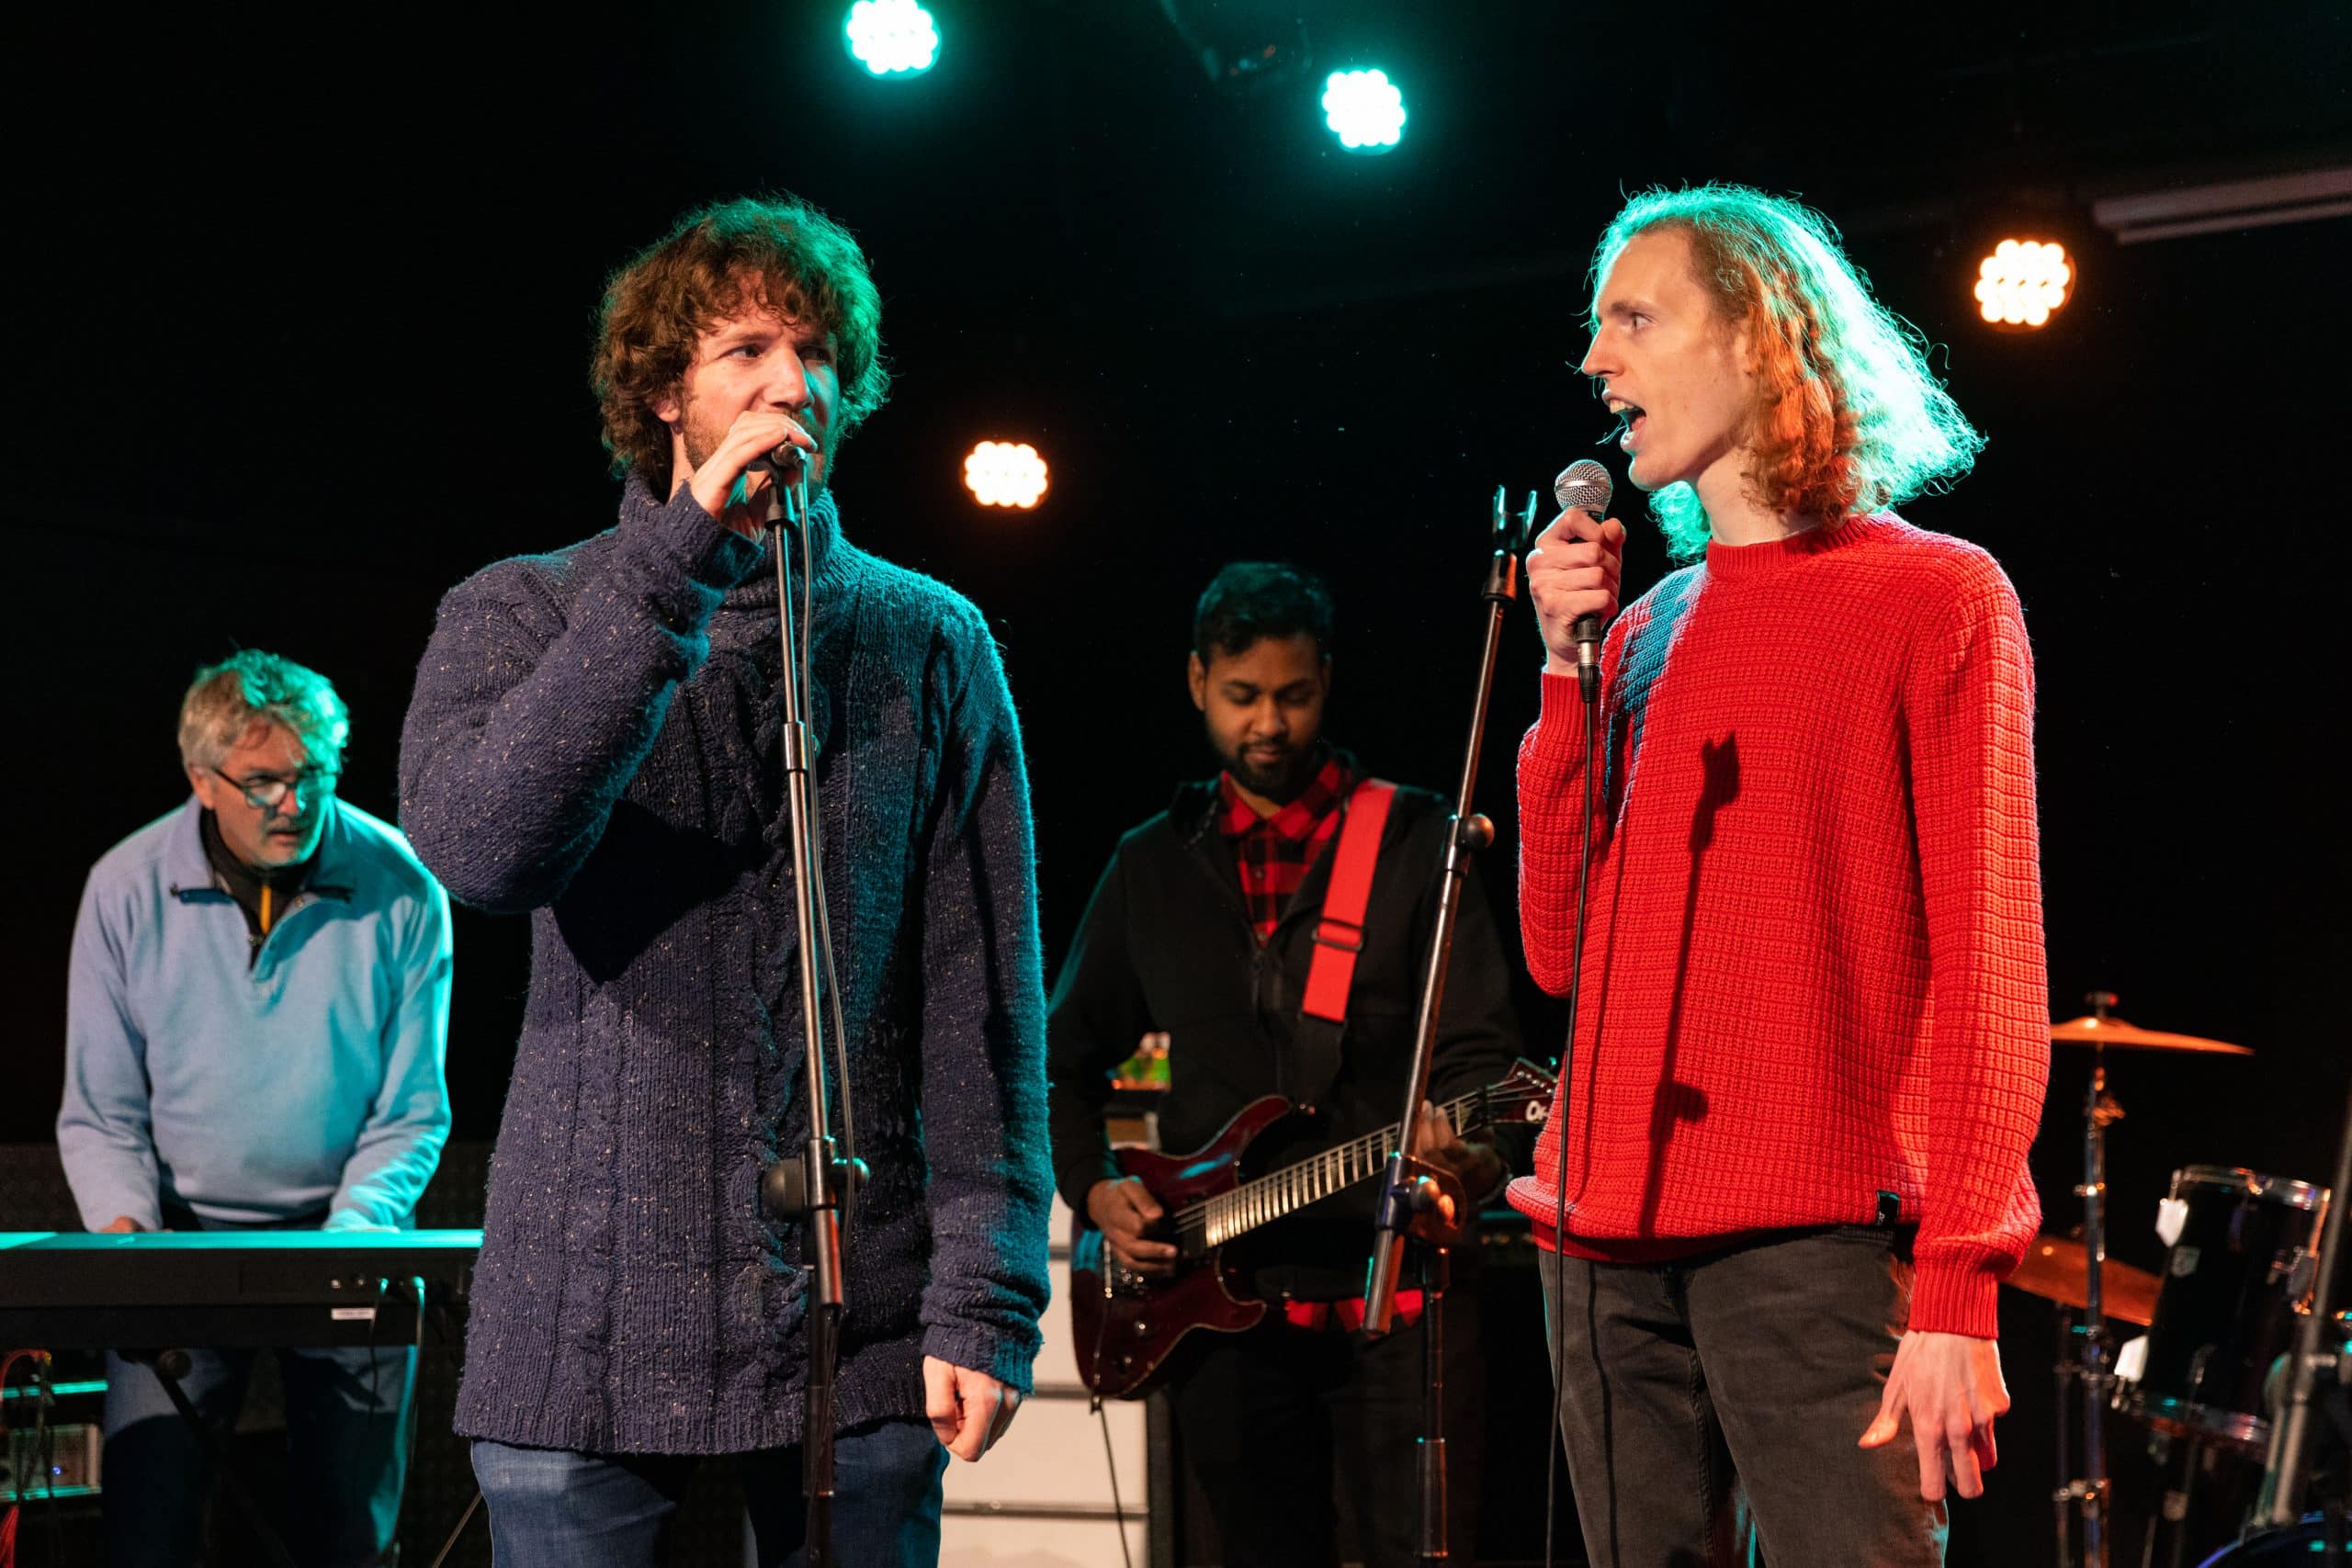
[1068,1094,1291,1399]
[1066,1058,1555,1400]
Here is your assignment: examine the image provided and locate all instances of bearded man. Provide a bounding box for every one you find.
[1045,560,1527,1567]
[398,195,1050,1567]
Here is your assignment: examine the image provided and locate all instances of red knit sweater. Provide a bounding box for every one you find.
[1507,513,2048,1338]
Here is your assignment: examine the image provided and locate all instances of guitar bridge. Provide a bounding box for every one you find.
[1104,1257,1154,1299]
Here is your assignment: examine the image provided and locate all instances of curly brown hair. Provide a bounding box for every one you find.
[593,194,891,480]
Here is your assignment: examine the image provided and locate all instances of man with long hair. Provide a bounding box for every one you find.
[61,650,452,1566]
[399,195,1050,1565]
[1513,186,2047,1563]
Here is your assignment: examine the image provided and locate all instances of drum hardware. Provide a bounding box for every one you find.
[2250,1041,2352,1542]
[2199,1034,2352,1562]
[2048,992,2256,1568]
[2124,1167,2328,1456]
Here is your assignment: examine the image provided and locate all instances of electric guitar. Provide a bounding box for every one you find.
[1069,1058,1555,1398]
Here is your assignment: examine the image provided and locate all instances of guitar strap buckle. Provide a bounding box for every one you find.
[1309,919,1364,954]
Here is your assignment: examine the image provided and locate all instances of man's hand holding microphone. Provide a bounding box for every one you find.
[685,409,818,540]
[1527,461,1626,687]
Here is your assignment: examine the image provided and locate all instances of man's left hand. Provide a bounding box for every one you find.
[1859,1329,2009,1500]
[922,1356,1021,1462]
[1410,1101,1505,1204]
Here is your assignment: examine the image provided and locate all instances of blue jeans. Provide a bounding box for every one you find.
[102,1342,416,1568]
[471,1418,948,1568]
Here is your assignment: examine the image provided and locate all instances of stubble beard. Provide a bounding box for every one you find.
[678,403,833,501]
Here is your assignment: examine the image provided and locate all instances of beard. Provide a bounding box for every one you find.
[1214,728,1318,804]
[679,405,833,500]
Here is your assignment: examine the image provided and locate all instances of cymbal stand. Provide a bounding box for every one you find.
[2060,989,2127,1568]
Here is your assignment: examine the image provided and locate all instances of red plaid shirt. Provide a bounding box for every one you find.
[1217,751,1420,1328]
[1216,752,1352,944]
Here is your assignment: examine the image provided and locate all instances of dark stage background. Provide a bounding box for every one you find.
[6,3,2349,1562]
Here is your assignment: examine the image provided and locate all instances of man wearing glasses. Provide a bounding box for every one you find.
[58,649,454,1567]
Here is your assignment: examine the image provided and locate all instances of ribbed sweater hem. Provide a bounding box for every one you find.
[451,1374,932,1456]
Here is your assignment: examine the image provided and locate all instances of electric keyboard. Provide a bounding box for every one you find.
[0,1229,480,1348]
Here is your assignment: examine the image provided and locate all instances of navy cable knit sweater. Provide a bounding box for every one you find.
[399,475,1050,1453]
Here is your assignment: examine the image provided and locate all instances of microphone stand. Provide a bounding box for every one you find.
[2255,1057,2352,1544]
[1363,486,1539,1565]
[750,463,865,1566]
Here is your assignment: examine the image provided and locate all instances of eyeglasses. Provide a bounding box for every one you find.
[211,765,340,812]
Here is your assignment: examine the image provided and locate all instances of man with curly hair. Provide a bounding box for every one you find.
[1513,186,2047,1564]
[60,649,452,1568]
[399,195,1050,1566]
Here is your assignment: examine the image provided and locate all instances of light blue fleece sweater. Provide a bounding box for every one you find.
[57,796,454,1230]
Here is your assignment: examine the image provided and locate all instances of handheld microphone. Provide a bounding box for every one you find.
[1552,459,1614,702]
[741,444,812,526]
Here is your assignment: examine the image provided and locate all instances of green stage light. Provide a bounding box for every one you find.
[844,0,938,77]
[1322,68,1405,152]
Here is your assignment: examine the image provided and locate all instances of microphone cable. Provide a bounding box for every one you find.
[1543,657,1604,1568]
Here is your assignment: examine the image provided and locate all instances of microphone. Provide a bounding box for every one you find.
[745,443,812,526]
[1553,460,1614,702]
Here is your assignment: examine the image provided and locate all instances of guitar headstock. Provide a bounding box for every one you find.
[1481,1058,1557,1126]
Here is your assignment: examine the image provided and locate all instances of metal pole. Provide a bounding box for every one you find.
[2082,1042,2112,1568]
[2055,1306,2075,1568]
[1418,1246,1450,1564]
[1363,486,1537,1563]
[1365,487,1532,1332]
[760,475,853,1565]
[2259,1056,2352,1529]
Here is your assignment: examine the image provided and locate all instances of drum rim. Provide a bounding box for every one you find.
[2170,1164,2330,1211]
[2126,1389,2272,1451]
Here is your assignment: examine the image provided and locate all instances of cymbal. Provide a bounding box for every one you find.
[2007,1235,2160,1325]
[2051,1015,2252,1057]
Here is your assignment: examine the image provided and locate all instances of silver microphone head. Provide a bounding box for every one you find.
[1554,459,1613,517]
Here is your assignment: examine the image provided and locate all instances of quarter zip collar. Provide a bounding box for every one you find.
[165,797,359,967]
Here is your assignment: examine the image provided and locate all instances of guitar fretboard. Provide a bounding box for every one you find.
[1172,1089,1490,1252]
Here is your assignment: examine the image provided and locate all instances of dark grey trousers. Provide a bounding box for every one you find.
[1542,1227,1949,1568]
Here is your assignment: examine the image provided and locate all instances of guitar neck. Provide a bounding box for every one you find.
[1192,1088,1487,1251]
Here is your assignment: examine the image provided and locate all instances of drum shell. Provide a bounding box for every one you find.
[2195,1515,2349,1563]
[2125,1165,2328,1454]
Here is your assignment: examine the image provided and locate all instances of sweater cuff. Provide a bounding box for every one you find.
[1907,1256,2003,1338]
[922,1322,1041,1396]
[637,481,767,594]
[1531,671,1589,762]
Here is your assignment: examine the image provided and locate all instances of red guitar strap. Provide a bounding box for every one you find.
[1301,778,1396,1024]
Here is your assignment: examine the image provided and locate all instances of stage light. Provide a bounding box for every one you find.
[844,0,938,77]
[1973,238,2073,328]
[1321,68,1406,152]
[963,442,1048,509]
